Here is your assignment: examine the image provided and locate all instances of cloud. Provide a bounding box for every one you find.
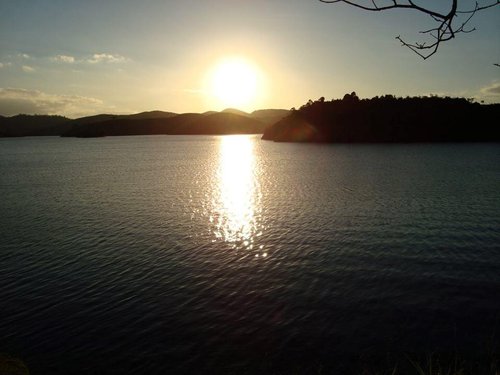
[46,53,129,65]
[481,82,500,95]
[478,82,500,103]
[87,53,127,64]
[22,65,35,73]
[18,53,30,59]
[52,55,75,63]
[0,63,3,68]
[0,88,105,117]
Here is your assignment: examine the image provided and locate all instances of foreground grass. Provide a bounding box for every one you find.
[0,354,29,375]
[354,352,499,375]
[0,351,497,375]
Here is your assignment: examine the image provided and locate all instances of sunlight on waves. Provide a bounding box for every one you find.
[212,136,262,252]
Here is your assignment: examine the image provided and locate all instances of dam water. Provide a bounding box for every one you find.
[1,135,499,373]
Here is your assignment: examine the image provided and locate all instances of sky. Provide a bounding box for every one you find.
[0,0,499,117]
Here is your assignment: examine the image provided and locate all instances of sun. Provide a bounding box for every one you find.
[207,57,262,110]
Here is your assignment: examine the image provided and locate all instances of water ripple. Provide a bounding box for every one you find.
[0,137,499,374]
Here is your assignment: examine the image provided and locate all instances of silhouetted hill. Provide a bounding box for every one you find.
[222,108,250,117]
[127,110,178,120]
[188,112,265,134]
[0,114,70,137]
[62,113,200,137]
[262,94,500,143]
[251,109,290,125]
[67,111,177,126]
[62,112,265,137]
[0,108,282,137]
[219,108,290,125]
[69,114,124,126]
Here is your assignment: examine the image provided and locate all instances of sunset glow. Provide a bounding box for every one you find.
[0,2,498,116]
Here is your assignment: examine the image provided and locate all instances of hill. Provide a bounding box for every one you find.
[221,108,250,117]
[68,111,177,126]
[0,114,70,137]
[62,112,265,137]
[188,112,265,134]
[250,109,290,126]
[0,109,281,138]
[262,94,500,143]
[0,109,270,137]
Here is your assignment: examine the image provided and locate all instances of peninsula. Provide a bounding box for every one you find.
[262,93,500,143]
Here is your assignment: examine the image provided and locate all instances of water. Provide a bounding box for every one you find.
[1,135,499,374]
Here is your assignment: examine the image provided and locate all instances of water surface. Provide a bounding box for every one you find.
[1,136,499,373]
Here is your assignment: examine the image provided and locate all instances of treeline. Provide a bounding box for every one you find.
[0,114,69,137]
[262,93,500,142]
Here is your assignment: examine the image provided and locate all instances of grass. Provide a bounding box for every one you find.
[0,349,497,375]
[356,352,499,375]
[0,353,29,375]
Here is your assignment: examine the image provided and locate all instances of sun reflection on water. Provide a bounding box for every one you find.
[212,136,262,252]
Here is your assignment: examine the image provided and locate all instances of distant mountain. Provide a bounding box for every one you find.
[0,114,70,137]
[188,112,265,134]
[221,108,250,117]
[0,108,287,138]
[262,94,500,142]
[250,109,290,126]
[127,110,178,120]
[68,114,124,126]
[62,112,265,138]
[62,113,200,137]
[68,111,177,126]
[219,108,290,125]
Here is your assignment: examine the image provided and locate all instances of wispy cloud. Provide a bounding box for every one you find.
[22,65,35,73]
[52,54,76,63]
[481,82,500,95]
[87,53,127,64]
[0,88,105,117]
[478,81,500,103]
[47,52,129,65]
[0,63,4,68]
[18,53,30,59]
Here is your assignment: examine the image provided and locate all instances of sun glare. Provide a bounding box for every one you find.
[214,136,259,247]
[207,57,262,110]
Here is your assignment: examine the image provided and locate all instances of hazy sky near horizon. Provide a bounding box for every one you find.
[0,0,499,117]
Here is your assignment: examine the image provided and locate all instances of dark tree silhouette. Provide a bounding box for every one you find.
[319,0,499,59]
[262,94,500,142]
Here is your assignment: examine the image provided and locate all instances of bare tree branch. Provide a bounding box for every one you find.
[319,0,500,59]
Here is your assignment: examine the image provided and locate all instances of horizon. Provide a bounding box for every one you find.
[1,1,499,118]
[2,92,499,120]
[0,106,285,120]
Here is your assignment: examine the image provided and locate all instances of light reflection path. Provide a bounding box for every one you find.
[212,136,265,255]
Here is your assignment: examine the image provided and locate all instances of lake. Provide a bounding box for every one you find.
[1,135,499,374]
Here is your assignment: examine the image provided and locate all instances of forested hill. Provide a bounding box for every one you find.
[0,109,288,137]
[0,115,69,137]
[262,94,500,143]
[62,112,266,137]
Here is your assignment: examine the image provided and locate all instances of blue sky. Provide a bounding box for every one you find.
[0,0,499,117]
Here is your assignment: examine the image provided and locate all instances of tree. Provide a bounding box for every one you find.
[319,0,499,59]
